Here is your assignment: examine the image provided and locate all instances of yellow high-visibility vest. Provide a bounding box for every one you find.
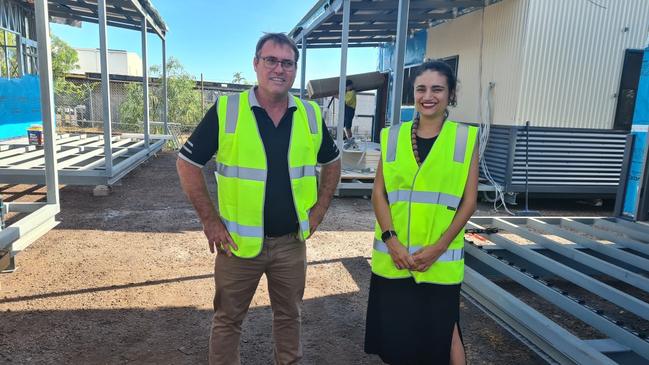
[215,89,322,258]
[371,120,477,284]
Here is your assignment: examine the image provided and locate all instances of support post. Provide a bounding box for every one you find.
[4,31,10,79]
[34,0,59,204]
[162,38,168,134]
[201,73,205,113]
[300,34,307,99]
[98,0,113,176]
[141,18,150,148]
[389,0,410,126]
[336,0,351,153]
[16,35,24,76]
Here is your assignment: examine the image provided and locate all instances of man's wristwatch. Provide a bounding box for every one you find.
[381,230,398,242]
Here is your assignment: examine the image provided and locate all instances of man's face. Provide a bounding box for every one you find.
[253,41,297,98]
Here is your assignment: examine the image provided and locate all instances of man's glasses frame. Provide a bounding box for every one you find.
[257,56,297,71]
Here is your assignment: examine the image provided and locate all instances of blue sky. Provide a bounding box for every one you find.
[51,0,378,87]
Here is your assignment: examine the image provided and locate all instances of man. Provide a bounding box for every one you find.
[343,79,357,141]
[177,33,341,365]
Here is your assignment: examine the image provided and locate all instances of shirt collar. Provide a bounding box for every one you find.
[248,86,297,110]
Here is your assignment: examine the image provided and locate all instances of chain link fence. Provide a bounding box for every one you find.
[54,77,223,150]
[54,77,343,150]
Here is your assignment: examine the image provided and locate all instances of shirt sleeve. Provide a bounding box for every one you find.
[317,119,341,165]
[178,102,219,167]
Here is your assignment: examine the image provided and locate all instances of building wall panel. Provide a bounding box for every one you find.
[518,0,649,129]
[426,0,528,125]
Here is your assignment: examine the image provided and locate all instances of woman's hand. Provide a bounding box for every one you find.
[412,244,446,272]
[386,237,416,270]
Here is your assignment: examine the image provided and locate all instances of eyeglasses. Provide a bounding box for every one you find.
[258,56,296,71]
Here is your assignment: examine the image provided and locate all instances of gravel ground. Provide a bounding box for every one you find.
[0,151,619,364]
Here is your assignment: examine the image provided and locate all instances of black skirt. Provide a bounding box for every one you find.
[364,273,462,365]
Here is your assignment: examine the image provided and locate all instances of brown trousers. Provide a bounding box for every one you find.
[209,233,306,365]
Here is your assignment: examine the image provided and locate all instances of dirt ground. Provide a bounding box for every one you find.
[0,151,616,364]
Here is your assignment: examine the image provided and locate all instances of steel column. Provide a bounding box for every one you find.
[335,0,350,153]
[388,0,410,126]
[16,34,23,76]
[162,38,168,134]
[98,0,112,176]
[141,18,149,148]
[300,34,307,99]
[34,0,59,205]
[4,31,10,79]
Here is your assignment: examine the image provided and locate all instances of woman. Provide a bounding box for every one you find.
[364,60,479,365]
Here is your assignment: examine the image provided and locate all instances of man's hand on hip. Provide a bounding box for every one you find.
[307,206,326,239]
[203,218,238,256]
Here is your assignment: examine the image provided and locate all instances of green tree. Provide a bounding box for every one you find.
[51,35,82,97]
[231,71,249,85]
[119,57,202,130]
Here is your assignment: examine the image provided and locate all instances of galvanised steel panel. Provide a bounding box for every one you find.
[481,125,627,194]
[517,0,649,129]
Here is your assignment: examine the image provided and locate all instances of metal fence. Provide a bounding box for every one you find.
[54,77,221,148]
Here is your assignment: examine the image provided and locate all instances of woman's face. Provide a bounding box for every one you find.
[413,70,451,120]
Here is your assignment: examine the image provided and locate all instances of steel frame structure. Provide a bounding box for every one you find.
[289,0,495,194]
[465,216,649,364]
[0,0,168,272]
[0,133,166,185]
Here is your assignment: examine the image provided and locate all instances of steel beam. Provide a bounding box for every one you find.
[594,219,649,243]
[465,241,649,361]
[561,218,649,256]
[389,0,410,126]
[300,33,307,99]
[127,0,164,38]
[141,17,150,148]
[609,218,649,235]
[463,266,617,365]
[528,218,649,273]
[162,38,168,134]
[468,220,649,321]
[491,218,649,293]
[98,0,113,177]
[335,0,350,153]
[35,0,59,205]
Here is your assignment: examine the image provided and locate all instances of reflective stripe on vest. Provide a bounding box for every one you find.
[216,90,322,258]
[373,239,464,262]
[289,165,316,179]
[387,190,461,209]
[300,218,309,235]
[222,217,264,238]
[302,100,319,134]
[454,123,469,163]
[222,93,319,135]
[225,94,240,133]
[216,162,267,181]
[385,122,470,164]
[386,124,400,162]
[371,120,478,284]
